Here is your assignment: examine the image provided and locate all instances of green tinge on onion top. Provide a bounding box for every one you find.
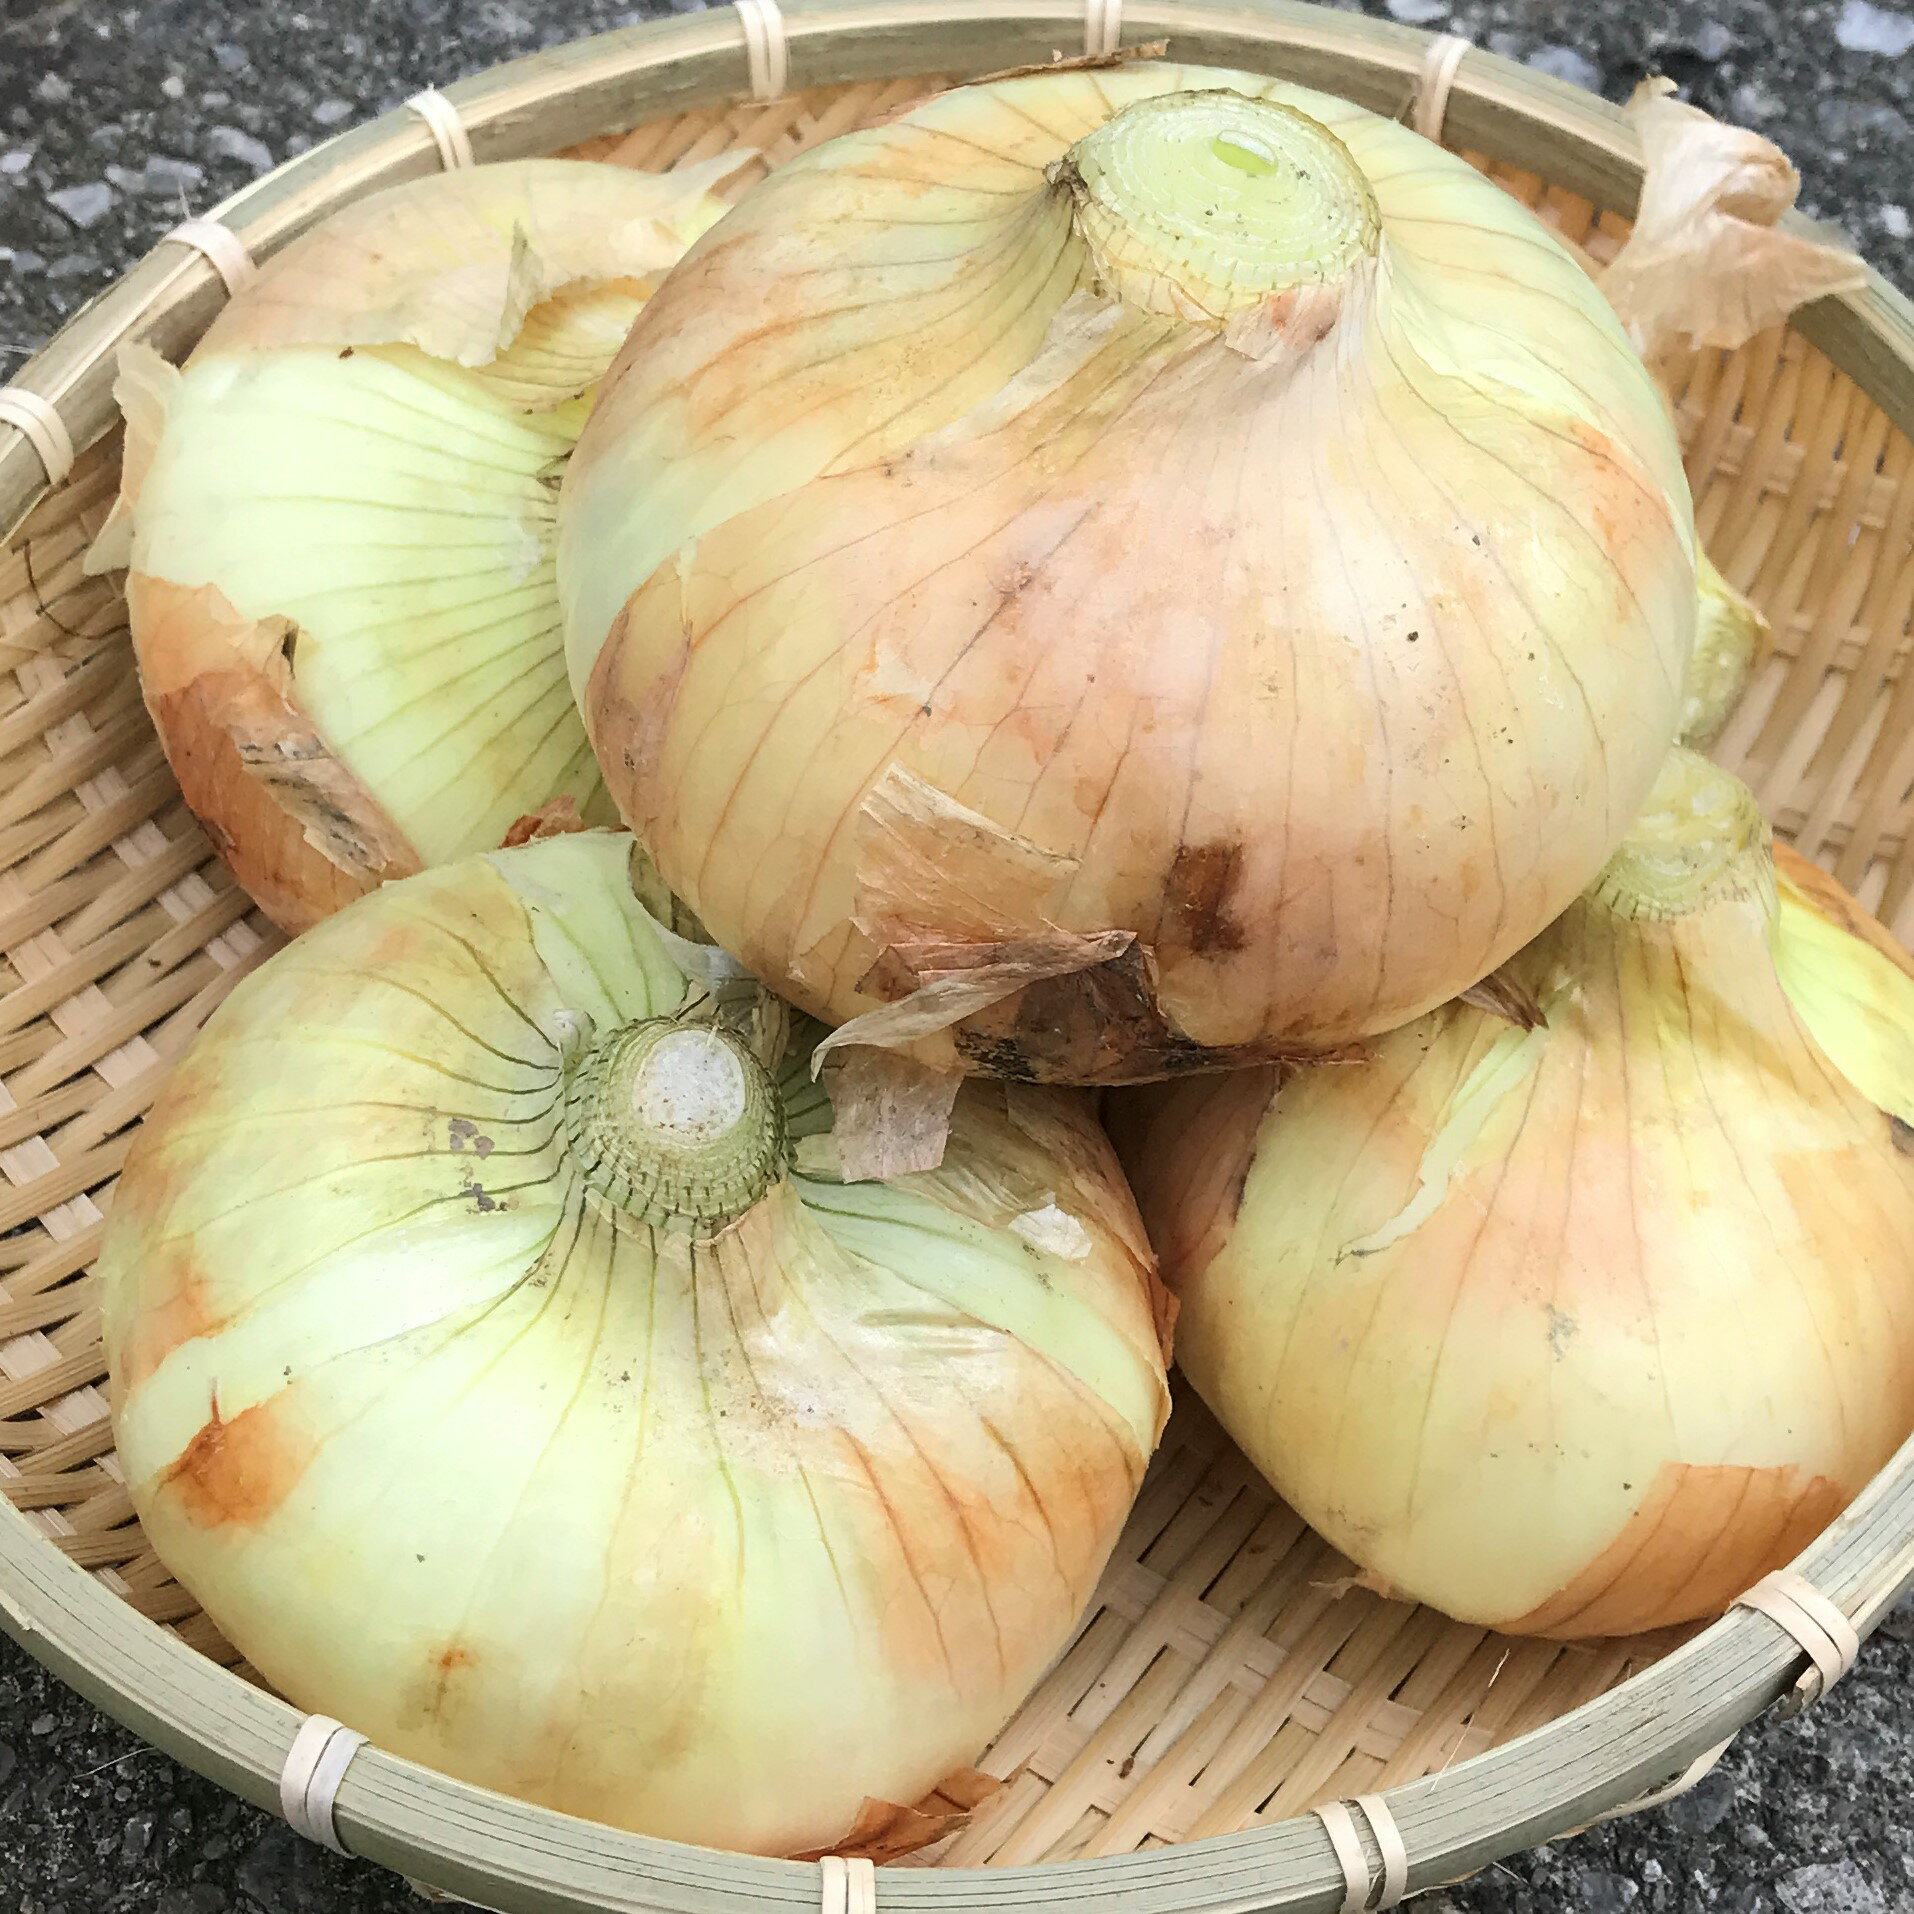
[1058,90,1381,320]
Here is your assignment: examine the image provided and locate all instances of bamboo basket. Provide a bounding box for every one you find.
[1,4,1912,1910]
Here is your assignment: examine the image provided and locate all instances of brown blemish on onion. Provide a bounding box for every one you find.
[1457,963,1549,1031]
[395,1640,483,1735]
[130,576,418,934]
[1162,840,1248,955]
[950,942,1342,1086]
[1505,1458,1847,1638]
[501,793,590,847]
[159,1391,315,1530]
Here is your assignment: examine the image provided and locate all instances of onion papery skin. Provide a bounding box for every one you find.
[100,832,1168,1855]
[561,66,1696,1081]
[112,158,740,935]
[1113,755,1914,1637]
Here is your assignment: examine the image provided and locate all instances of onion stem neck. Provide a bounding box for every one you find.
[564,1017,788,1230]
[1055,90,1382,324]
[1594,747,1771,921]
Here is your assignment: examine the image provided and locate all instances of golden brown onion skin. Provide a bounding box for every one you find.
[128,576,416,932]
[1114,803,1914,1637]
[562,68,1696,1081]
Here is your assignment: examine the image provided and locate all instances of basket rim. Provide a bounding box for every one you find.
[1,4,1912,1909]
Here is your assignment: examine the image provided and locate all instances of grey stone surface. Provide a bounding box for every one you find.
[1776,1859,1891,1914]
[202,125,272,173]
[0,1,1911,1910]
[1837,0,1914,55]
[44,179,111,228]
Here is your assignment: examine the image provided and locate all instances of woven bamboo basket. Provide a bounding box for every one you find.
[1,3,1913,1909]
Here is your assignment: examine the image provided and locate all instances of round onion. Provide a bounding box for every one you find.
[560,67,1697,1082]
[101,831,1169,1854]
[98,156,744,933]
[1113,750,1914,1636]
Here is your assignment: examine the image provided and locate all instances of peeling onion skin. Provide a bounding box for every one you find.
[562,67,1697,1079]
[1601,78,1868,370]
[1112,753,1914,1638]
[103,158,742,935]
[100,832,1168,1855]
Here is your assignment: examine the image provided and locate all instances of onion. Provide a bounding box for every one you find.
[560,66,1698,1083]
[94,156,746,933]
[1112,749,1914,1637]
[100,831,1169,1855]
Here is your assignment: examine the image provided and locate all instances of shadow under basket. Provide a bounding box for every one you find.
[2,4,1914,1910]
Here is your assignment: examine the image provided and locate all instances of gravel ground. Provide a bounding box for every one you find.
[2,1,1913,1910]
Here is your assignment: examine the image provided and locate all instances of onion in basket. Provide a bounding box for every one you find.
[100,830,1169,1855]
[91,156,744,934]
[1112,749,1914,1638]
[560,65,1698,1084]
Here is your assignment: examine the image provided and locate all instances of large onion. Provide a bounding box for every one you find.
[1113,750,1914,1637]
[95,156,742,932]
[560,66,1697,1083]
[100,831,1168,1854]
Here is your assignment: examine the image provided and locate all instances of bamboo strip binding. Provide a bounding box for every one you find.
[819,1857,878,1914]
[1315,1795,1408,1912]
[1085,0,1125,58]
[161,220,256,297]
[0,9,1909,1910]
[736,0,790,103]
[0,392,73,486]
[406,88,476,169]
[279,1714,368,1855]
[1737,1570,1862,1705]
[1412,34,1471,144]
